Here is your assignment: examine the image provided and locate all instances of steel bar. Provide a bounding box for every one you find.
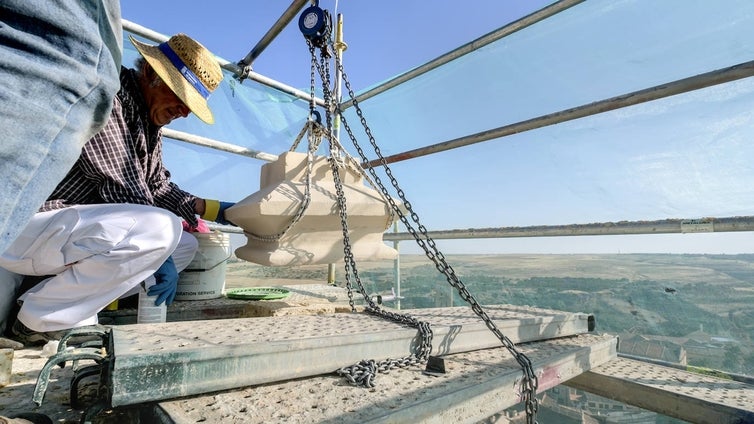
[392,222,402,310]
[105,305,592,406]
[566,356,754,424]
[382,216,754,242]
[364,60,754,167]
[122,20,325,107]
[238,0,309,68]
[161,128,278,162]
[340,0,584,109]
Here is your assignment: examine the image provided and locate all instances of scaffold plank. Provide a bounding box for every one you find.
[108,305,592,406]
[158,333,617,424]
[565,356,754,424]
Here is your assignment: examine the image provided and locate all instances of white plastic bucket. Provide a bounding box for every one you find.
[176,231,231,300]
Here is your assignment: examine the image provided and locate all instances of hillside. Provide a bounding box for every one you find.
[225,253,754,374]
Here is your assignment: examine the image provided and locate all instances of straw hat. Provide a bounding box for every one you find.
[130,33,223,124]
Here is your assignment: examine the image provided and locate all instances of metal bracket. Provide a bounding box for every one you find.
[423,355,448,376]
[33,347,108,406]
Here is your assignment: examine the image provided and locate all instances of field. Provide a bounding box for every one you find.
[225,253,754,375]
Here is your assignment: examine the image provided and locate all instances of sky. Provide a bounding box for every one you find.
[120,1,754,255]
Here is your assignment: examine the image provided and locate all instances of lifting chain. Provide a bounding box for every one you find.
[305,18,434,389]
[303,7,538,423]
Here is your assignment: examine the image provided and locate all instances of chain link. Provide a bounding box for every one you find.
[304,11,537,423]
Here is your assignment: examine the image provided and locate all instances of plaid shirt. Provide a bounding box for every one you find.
[41,67,199,226]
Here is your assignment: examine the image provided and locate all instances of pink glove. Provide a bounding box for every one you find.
[182,219,211,233]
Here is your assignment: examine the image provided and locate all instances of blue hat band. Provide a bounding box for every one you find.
[158,42,211,100]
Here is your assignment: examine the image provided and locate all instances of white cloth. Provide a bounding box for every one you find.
[0,204,182,332]
[120,230,199,298]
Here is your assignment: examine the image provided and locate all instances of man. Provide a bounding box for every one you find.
[0,33,234,346]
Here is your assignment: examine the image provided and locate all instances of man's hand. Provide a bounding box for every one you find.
[148,256,179,306]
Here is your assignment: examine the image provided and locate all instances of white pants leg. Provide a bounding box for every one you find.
[0,204,181,332]
[121,230,198,298]
[172,231,199,272]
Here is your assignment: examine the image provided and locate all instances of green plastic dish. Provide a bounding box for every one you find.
[225,287,291,300]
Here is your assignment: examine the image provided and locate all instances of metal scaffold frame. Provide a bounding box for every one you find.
[117,4,754,421]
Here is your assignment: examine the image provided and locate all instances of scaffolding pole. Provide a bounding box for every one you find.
[364,60,754,168]
[212,216,754,240]
[238,0,310,69]
[381,216,754,242]
[161,128,278,162]
[340,0,584,109]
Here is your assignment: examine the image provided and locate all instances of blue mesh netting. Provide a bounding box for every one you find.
[127,0,754,241]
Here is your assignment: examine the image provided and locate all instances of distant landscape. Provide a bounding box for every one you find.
[227,253,754,376]
[224,253,754,422]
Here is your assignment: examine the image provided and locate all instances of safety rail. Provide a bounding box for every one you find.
[210,216,754,240]
[363,59,754,167]
[161,128,278,162]
[381,216,754,241]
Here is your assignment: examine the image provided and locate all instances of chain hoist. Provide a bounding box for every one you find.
[299,4,538,423]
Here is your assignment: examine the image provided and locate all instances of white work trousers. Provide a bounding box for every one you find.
[119,229,198,298]
[0,204,186,332]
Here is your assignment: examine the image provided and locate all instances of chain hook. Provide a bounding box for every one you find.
[310,109,322,124]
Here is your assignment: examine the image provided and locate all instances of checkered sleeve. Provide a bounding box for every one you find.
[148,139,199,227]
[78,99,155,206]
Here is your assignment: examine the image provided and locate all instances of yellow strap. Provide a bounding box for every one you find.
[201,199,220,222]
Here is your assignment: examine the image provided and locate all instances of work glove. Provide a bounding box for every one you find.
[182,218,211,233]
[148,256,179,306]
[201,199,236,226]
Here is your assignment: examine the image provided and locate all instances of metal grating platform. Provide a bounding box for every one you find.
[106,305,594,406]
[157,333,617,424]
[566,356,754,424]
